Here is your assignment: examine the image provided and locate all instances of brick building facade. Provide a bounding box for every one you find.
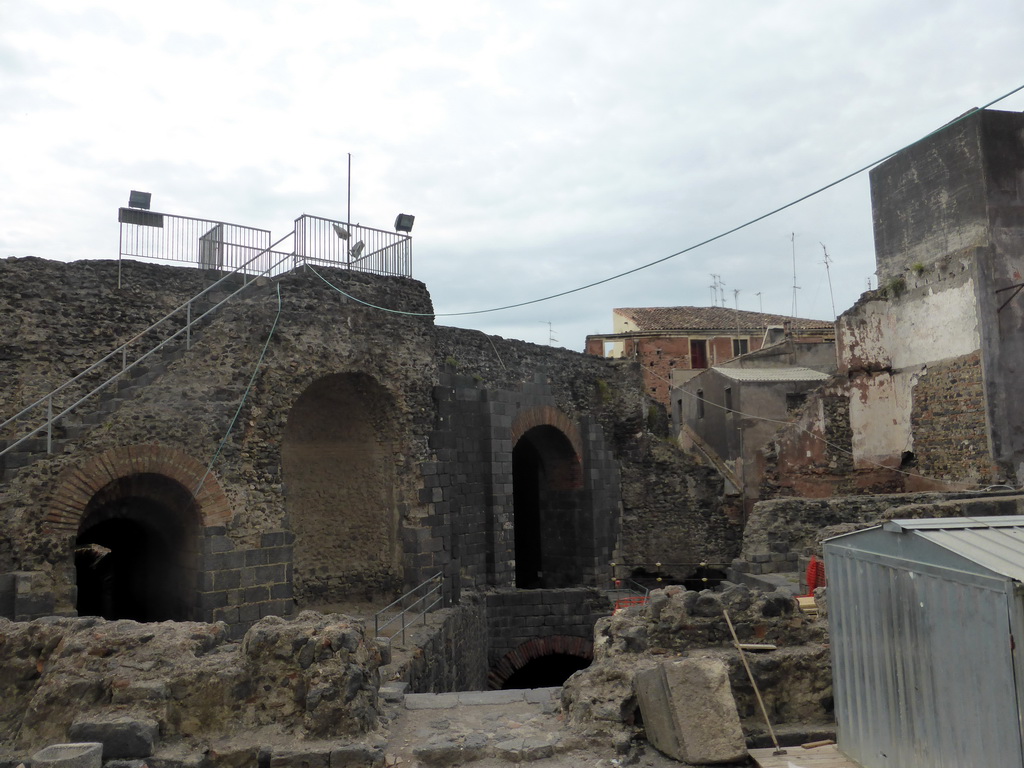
[585,306,833,406]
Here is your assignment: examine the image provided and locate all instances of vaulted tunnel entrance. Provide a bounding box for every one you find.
[490,635,594,690]
[512,425,584,589]
[283,372,402,608]
[75,473,199,622]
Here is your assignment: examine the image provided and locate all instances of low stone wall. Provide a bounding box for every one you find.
[199,528,295,639]
[0,612,382,754]
[561,583,832,742]
[485,588,608,670]
[741,490,1024,562]
[392,600,490,694]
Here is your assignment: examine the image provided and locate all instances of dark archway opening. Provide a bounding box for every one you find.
[76,473,198,622]
[500,653,591,689]
[512,439,543,589]
[512,425,584,589]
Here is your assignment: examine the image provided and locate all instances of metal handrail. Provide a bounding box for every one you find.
[620,578,651,598]
[374,571,445,643]
[0,232,295,460]
[294,214,412,277]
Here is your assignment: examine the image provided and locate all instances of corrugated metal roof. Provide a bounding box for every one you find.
[713,366,830,383]
[884,515,1024,582]
[614,306,833,332]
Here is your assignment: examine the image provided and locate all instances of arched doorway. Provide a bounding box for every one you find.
[512,425,583,589]
[75,473,200,622]
[489,635,594,689]
[283,372,402,607]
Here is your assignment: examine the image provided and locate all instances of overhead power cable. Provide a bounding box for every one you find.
[307,82,1024,319]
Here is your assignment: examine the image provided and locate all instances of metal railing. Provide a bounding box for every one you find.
[1,232,296,459]
[374,571,445,643]
[118,209,276,279]
[294,214,412,277]
[607,577,651,613]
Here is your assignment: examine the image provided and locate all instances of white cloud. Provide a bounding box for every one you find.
[3,0,1024,350]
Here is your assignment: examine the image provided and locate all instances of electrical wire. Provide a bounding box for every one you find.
[306,82,1024,319]
[194,282,284,496]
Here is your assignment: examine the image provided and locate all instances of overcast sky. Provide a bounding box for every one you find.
[3,1,1024,350]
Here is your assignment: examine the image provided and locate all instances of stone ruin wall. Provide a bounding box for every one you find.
[0,256,737,636]
[561,582,833,747]
[1,258,439,632]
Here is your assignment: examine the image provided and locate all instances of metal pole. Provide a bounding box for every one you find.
[723,609,785,756]
[186,301,192,350]
[46,397,52,455]
[346,153,352,264]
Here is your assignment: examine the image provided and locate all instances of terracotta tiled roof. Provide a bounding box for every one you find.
[614,306,832,332]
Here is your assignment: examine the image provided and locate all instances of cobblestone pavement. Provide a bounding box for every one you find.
[378,687,698,768]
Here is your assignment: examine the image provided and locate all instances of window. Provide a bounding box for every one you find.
[786,392,807,413]
[732,338,749,357]
[697,389,705,419]
[690,340,708,369]
[724,387,733,413]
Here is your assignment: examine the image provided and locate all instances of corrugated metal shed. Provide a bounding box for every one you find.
[824,516,1024,768]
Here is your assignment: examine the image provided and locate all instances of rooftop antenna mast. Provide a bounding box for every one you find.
[821,243,837,320]
[733,288,741,337]
[710,274,725,307]
[539,321,558,345]
[790,233,801,318]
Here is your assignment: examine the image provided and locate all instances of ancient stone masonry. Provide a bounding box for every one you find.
[910,352,997,482]
[0,612,383,756]
[561,583,833,747]
[1,258,439,638]
[429,327,737,592]
[1,255,735,643]
[484,588,606,688]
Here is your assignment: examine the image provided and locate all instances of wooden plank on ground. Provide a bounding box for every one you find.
[749,744,860,767]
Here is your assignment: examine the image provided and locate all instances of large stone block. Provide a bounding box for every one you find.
[30,742,103,768]
[68,716,158,759]
[635,656,746,764]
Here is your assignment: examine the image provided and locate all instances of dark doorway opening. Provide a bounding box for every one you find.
[76,473,198,622]
[512,425,584,589]
[512,439,543,589]
[500,653,591,689]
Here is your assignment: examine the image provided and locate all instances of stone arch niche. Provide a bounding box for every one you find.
[45,444,231,622]
[283,372,402,607]
[76,474,201,622]
[512,423,585,589]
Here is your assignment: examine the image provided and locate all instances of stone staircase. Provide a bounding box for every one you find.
[0,276,266,484]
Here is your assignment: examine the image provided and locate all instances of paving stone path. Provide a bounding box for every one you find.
[378,687,683,768]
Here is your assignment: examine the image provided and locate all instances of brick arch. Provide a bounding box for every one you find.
[511,406,583,459]
[44,444,232,535]
[488,634,594,689]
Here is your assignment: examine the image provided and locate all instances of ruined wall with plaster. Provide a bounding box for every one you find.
[760,110,1024,494]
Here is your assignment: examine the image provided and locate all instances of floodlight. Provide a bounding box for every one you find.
[128,190,152,210]
[332,224,350,240]
[351,240,365,259]
[394,213,415,233]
